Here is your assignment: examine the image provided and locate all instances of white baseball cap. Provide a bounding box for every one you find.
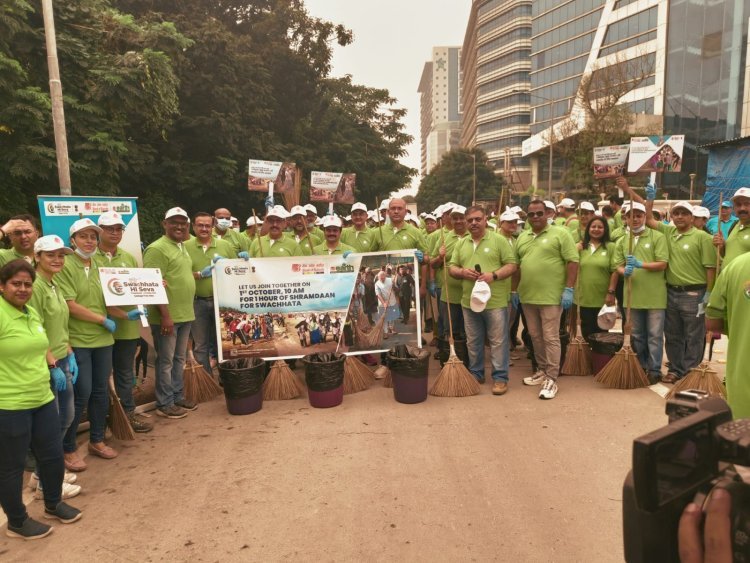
[97,211,126,227]
[344,215,351,222]
[597,304,617,330]
[731,187,750,201]
[246,215,263,226]
[304,204,318,215]
[315,217,324,226]
[544,200,557,211]
[511,206,523,214]
[578,201,596,212]
[266,205,290,219]
[164,207,190,221]
[622,201,647,214]
[351,202,368,213]
[69,218,103,237]
[367,210,376,220]
[671,201,694,214]
[450,205,467,216]
[692,206,710,219]
[290,205,307,217]
[34,235,73,255]
[558,197,576,209]
[379,199,391,211]
[500,208,520,222]
[321,215,343,229]
[470,280,491,313]
[424,214,437,222]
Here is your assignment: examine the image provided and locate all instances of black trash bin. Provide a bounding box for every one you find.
[437,334,469,368]
[388,345,430,404]
[302,353,345,408]
[218,357,265,415]
[589,333,624,374]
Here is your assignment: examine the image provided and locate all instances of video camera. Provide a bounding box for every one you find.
[623,390,750,562]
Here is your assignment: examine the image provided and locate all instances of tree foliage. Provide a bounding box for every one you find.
[415,148,504,213]
[0,0,414,241]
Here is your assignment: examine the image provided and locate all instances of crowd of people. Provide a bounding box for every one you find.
[0,182,748,540]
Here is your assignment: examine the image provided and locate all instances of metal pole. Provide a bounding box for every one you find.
[548,99,553,200]
[41,0,72,195]
[689,173,696,201]
[472,153,476,205]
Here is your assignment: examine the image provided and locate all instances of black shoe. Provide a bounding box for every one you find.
[156,405,187,419]
[44,502,82,524]
[6,517,53,540]
[476,375,486,384]
[175,399,198,411]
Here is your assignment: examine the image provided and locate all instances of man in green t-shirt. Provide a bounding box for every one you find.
[449,205,517,395]
[706,252,750,418]
[143,207,197,419]
[435,205,468,339]
[304,204,324,240]
[513,199,579,400]
[713,187,750,266]
[0,214,39,267]
[213,207,248,254]
[240,215,262,251]
[95,211,153,432]
[427,203,455,339]
[288,205,321,256]
[341,202,380,253]
[313,215,354,255]
[249,206,302,257]
[613,202,669,384]
[186,212,238,378]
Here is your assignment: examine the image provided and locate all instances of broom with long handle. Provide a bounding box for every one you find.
[667,194,726,398]
[184,347,223,403]
[561,272,592,376]
[375,197,386,249]
[107,378,135,441]
[430,230,480,397]
[595,192,649,389]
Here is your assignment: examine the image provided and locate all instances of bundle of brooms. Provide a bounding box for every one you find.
[184,348,223,403]
[561,291,592,376]
[343,355,375,394]
[264,360,302,400]
[107,378,135,441]
[594,196,649,389]
[429,234,480,397]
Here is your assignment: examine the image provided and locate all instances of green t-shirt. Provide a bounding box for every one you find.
[313,241,354,255]
[341,227,380,253]
[613,210,624,230]
[29,275,70,360]
[566,218,580,232]
[610,226,626,242]
[614,229,669,309]
[449,231,516,309]
[0,299,54,410]
[185,236,236,298]
[376,223,428,253]
[723,222,750,266]
[143,236,196,324]
[706,252,750,418]
[553,217,566,227]
[655,224,715,286]
[575,242,615,308]
[95,246,141,340]
[439,230,469,304]
[286,232,321,256]
[0,248,34,268]
[213,228,248,254]
[249,235,302,258]
[428,227,451,289]
[516,225,579,305]
[56,254,115,348]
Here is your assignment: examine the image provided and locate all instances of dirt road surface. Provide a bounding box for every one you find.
[2,354,671,562]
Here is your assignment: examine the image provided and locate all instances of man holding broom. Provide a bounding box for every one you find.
[449,205,517,394]
[249,206,301,258]
[288,206,321,256]
[314,215,354,255]
[341,202,380,253]
[513,199,579,400]
[436,205,469,340]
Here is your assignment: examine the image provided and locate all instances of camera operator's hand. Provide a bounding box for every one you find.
[678,487,733,563]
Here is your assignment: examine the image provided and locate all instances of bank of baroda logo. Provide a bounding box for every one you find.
[107,278,126,297]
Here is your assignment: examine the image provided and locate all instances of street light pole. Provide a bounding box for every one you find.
[547,98,553,200]
[689,173,696,201]
[41,0,72,196]
[471,153,477,205]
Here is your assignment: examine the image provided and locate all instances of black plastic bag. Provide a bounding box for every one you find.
[387,345,429,379]
[589,333,624,356]
[302,353,345,392]
[219,357,265,399]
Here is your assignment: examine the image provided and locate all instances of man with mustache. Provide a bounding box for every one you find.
[713,187,750,266]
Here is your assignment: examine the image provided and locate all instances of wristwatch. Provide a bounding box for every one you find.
[492,272,498,281]
[47,364,56,370]
[607,289,616,295]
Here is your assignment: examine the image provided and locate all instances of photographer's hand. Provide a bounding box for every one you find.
[678,488,732,563]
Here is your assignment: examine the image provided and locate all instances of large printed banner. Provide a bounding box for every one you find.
[593,144,629,179]
[37,196,142,265]
[247,159,297,193]
[310,171,356,204]
[627,135,684,174]
[214,250,420,361]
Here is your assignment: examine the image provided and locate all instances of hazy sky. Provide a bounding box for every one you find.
[303,0,470,194]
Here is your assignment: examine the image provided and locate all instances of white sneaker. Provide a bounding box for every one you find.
[539,377,558,400]
[29,471,76,490]
[34,481,81,500]
[523,370,546,386]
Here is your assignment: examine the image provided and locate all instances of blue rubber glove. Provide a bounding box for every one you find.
[127,308,145,321]
[50,367,66,391]
[101,317,116,333]
[414,250,424,263]
[342,251,352,260]
[264,195,274,209]
[211,255,226,264]
[703,290,711,305]
[561,287,574,310]
[511,292,520,309]
[624,264,634,277]
[427,279,437,297]
[625,255,643,269]
[645,183,657,201]
[199,265,214,279]
[67,352,78,384]
[238,251,249,261]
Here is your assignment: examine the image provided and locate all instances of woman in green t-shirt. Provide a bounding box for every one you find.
[576,217,616,341]
[0,260,82,539]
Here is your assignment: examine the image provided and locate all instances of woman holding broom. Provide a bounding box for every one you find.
[0,259,82,539]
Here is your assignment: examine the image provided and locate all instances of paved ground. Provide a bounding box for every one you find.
[0,347,682,563]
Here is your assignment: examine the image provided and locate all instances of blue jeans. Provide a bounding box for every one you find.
[64,345,113,451]
[665,288,706,378]
[630,309,666,376]
[439,299,465,338]
[113,339,138,413]
[54,356,75,438]
[151,322,192,409]
[191,298,217,375]
[462,306,509,382]
[0,400,64,525]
